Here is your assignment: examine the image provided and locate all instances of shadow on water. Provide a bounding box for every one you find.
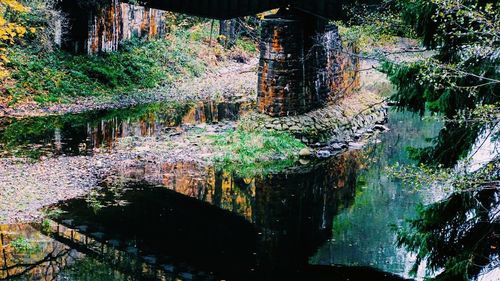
[0,152,410,281]
[0,100,251,158]
[1,109,449,281]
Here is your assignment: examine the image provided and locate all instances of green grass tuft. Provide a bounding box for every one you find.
[210,129,306,177]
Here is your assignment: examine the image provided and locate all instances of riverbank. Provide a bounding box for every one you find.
[0,66,390,225]
[0,13,259,118]
[0,39,424,224]
[0,57,258,118]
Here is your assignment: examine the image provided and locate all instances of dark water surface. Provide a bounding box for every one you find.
[1,109,448,281]
[310,111,444,279]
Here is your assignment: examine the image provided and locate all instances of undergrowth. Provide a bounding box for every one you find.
[336,6,416,54]
[2,29,206,105]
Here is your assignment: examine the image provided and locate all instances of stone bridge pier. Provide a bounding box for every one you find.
[257,9,359,117]
[58,1,358,116]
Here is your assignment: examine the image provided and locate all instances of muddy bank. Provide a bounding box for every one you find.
[0,120,238,224]
[0,59,258,118]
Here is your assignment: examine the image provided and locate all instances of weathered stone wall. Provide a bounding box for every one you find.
[87,0,168,54]
[257,12,360,117]
[257,16,306,116]
[246,94,387,146]
[62,0,168,54]
[307,25,360,105]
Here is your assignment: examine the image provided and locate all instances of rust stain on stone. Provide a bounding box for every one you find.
[258,62,270,113]
[271,28,283,53]
[258,17,360,117]
[258,18,305,117]
[86,0,167,54]
[140,9,149,34]
[149,11,157,37]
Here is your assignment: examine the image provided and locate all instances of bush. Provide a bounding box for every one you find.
[3,33,206,104]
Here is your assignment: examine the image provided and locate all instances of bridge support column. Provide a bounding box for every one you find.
[257,9,359,117]
[257,11,307,116]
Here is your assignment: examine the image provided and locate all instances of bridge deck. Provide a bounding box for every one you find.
[141,0,343,19]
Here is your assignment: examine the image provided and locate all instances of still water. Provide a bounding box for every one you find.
[0,100,250,158]
[1,108,483,281]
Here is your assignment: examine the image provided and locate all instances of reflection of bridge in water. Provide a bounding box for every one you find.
[1,151,409,280]
[0,101,250,158]
[53,154,362,280]
[0,153,354,279]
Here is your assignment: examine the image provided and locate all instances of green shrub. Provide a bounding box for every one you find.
[235,38,258,54]
[4,31,206,104]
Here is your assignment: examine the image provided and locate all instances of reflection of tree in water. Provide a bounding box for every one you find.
[1,227,160,281]
[408,123,481,168]
[3,248,74,280]
[396,122,499,280]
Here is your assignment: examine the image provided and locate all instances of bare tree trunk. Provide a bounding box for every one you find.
[209,19,215,47]
[228,19,237,47]
[219,19,240,48]
[219,19,227,46]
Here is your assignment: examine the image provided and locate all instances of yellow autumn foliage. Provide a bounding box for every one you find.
[0,0,31,79]
[1,0,30,44]
[1,0,28,12]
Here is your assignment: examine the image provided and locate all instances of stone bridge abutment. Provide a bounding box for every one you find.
[59,1,359,118]
[257,9,359,117]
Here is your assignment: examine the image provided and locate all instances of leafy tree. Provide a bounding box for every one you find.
[348,0,500,279]
[384,0,499,118]
[0,0,33,78]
